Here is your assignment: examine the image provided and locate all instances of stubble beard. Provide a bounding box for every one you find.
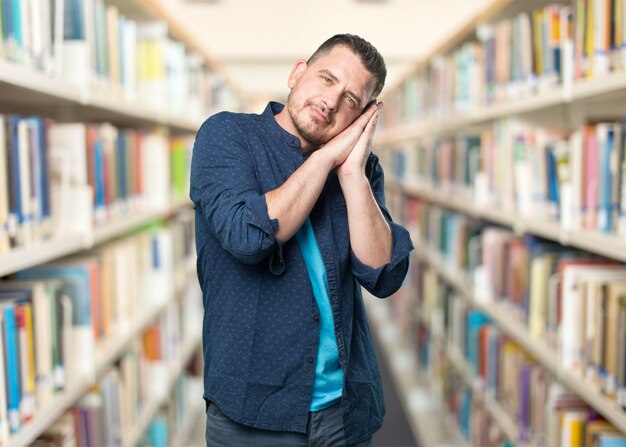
[287,96,330,148]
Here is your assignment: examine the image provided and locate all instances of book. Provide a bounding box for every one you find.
[0,309,9,444]
[17,260,97,382]
[0,116,9,253]
[2,299,21,434]
[15,299,35,423]
[47,122,93,236]
[61,0,90,87]
[560,265,626,375]
[0,280,58,407]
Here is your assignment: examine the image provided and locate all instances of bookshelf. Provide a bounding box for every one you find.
[365,293,462,447]
[0,200,192,278]
[0,0,237,444]
[375,0,626,445]
[0,59,201,133]
[9,257,195,447]
[418,236,626,435]
[123,333,201,447]
[376,71,626,147]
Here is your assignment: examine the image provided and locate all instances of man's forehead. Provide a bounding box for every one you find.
[309,47,376,100]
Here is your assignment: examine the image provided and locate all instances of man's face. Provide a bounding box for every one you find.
[285,45,376,148]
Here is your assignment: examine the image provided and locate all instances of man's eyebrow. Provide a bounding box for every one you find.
[319,69,338,82]
[319,69,363,106]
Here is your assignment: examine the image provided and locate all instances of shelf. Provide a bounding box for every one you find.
[376,72,626,145]
[413,240,626,435]
[364,294,462,447]
[91,199,192,245]
[123,334,202,447]
[0,199,193,278]
[9,377,93,447]
[446,343,534,447]
[572,71,626,103]
[390,179,626,263]
[0,234,88,279]
[94,295,173,378]
[137,0,244,101]
[0,60,200,133]
[8,266,192,447]
[171,404,204,447]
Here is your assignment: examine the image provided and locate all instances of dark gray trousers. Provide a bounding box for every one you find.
[206,401,373,447]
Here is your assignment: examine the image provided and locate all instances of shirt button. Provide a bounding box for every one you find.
[308,357,314,364]
[313,314,319,322]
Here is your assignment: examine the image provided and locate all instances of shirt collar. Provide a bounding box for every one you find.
[262,101,301,149]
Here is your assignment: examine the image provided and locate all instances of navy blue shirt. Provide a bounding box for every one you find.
[190,102,413,444]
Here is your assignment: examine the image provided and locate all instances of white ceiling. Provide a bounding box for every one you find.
[170,0,494,110]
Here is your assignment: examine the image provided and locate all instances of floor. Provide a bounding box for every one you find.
[371,331,419,447]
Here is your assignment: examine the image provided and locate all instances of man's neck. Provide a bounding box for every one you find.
[274,108,313,153]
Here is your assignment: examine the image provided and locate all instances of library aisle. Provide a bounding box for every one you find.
[371,317,420,447]
[4,0,626,446]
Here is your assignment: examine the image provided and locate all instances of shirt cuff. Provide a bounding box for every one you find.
[245,193,279,234]
[245,193,285,275]
[351,222,414,290]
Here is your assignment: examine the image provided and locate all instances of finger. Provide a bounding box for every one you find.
[351,113,380,159]
[349,101,379,132]
[361,107,381,138]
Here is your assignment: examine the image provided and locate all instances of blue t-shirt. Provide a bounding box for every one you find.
[295,218,343,411]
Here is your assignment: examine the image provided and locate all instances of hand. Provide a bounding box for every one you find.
[336,102,382,181]
[316,102,379,169]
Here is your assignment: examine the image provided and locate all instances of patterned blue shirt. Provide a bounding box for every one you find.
[190,102,413,445]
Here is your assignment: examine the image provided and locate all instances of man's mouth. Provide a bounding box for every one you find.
[309,106,330,124]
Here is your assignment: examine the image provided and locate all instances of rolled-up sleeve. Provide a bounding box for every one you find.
[351,153,414,297]
[190,113,284,271]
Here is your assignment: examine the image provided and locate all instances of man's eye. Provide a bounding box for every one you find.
[322,76,331,84]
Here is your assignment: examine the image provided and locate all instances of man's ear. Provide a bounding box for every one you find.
[287,59,308,89]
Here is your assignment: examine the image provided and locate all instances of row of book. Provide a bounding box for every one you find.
[385,190,626,443]
[407,259,626,446]
[0,212,196,441]
[384,0,626,126]
[0,0,238,118]
[0,114,194,253]
[32,323,203,447]
[381,118,626,236]
[399,195,626,402]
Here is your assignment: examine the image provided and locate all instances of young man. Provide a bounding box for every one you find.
[190,34,413,446]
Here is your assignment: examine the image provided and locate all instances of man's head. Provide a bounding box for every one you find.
[279,34,386,150]
[307,34,386,99]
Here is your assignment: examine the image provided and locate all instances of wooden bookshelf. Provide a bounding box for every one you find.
[0,0,238,443]
[375,1,626,442]
[123,334,202,447]
[0,199,192,278]
[171,404,205,447]
[0,60,201,133]
[91,199,192,245]
[413,278,537,446]
[376,71,626,145]
[411,238,626,435]
[388,179,626,265]
[365,294,463,447]
[446,342,537,447]
[8,261,195,447]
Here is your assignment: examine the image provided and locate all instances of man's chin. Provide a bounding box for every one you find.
[296,126,330,147]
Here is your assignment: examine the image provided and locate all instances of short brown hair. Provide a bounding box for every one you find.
[307,34,387,99]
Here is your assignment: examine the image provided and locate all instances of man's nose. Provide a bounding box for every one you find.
[322,89,342,111]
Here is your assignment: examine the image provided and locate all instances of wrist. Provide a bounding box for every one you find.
[337,170,369,189]
[311,147,338,172]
